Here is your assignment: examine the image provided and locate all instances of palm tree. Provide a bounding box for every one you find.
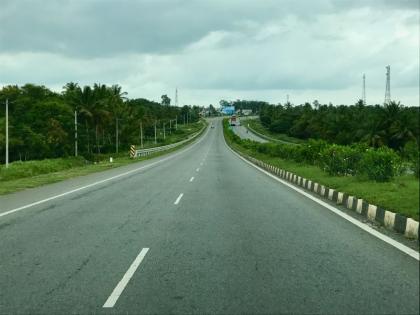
[107,85,128,153]
[379,101,414,150]
[75,86,96,154]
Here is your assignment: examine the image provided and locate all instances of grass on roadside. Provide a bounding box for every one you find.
[0,121,206,195]
[225,126,419,221]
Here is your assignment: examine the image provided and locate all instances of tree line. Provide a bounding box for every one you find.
[259,100,419,153]
[0,83,201,163]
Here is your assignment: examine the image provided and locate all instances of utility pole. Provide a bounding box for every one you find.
[163,122,166,140]
[74,110,78,157]
[154,120,157,144]
[115,117,119,153]
[169,119,172,134]
[140,120,143,148]
[5,99,9,168]
[175,116,177,130]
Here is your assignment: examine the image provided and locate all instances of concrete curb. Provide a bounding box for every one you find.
[240,153,419,240]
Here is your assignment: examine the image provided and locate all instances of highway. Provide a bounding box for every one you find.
[231,123,267,143]
[0,118,418,314]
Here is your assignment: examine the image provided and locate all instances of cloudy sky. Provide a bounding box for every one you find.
[0,0,418,106]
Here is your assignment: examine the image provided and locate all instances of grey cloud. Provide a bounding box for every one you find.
[330,0,419,11]
[1,0,402,58]
[0,0,417,106]
[0,0,287,57]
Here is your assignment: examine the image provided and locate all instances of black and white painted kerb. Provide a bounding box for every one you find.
[243,155,419,240]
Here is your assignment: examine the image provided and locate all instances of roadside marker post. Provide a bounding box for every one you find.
[130,145,136,158]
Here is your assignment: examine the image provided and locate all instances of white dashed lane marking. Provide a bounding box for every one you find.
[174,193,184,205]
[103,248,149,308]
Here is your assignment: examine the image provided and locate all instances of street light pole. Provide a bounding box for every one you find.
[5,99,9,168]
[116,117,119,154]
[140,120,143,148]
[163,122,166,140]
[74,110,78,157]
[154,120,157,144]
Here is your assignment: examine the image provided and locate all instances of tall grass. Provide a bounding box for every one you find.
[0,157,87,182]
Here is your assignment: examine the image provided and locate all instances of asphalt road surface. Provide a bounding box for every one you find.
[0,118,418,314]
[231,123,267,143]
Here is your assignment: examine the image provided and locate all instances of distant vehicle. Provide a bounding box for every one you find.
[230,115,238,126]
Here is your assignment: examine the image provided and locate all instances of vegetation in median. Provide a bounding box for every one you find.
[224,119,419,220]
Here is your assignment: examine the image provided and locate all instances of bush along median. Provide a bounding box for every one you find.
[223,119,419,240]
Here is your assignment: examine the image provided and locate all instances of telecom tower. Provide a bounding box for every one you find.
[362,74,366,105]
[175,87,178,106]
[384,65,391,104]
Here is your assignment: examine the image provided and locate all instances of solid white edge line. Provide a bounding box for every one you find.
[226,144,420,261]
[174,193,184,205]
[103,247,149,308]
[0,126,211,219]
[189,177,195,182]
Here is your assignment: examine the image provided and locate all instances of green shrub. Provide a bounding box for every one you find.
[223,118,405,182]
[402,141,419,178]
[304,140,329,165]
[0,157,86,181]
[359,147,401,181]
[319,145,361,176]
[256,143,270,154]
